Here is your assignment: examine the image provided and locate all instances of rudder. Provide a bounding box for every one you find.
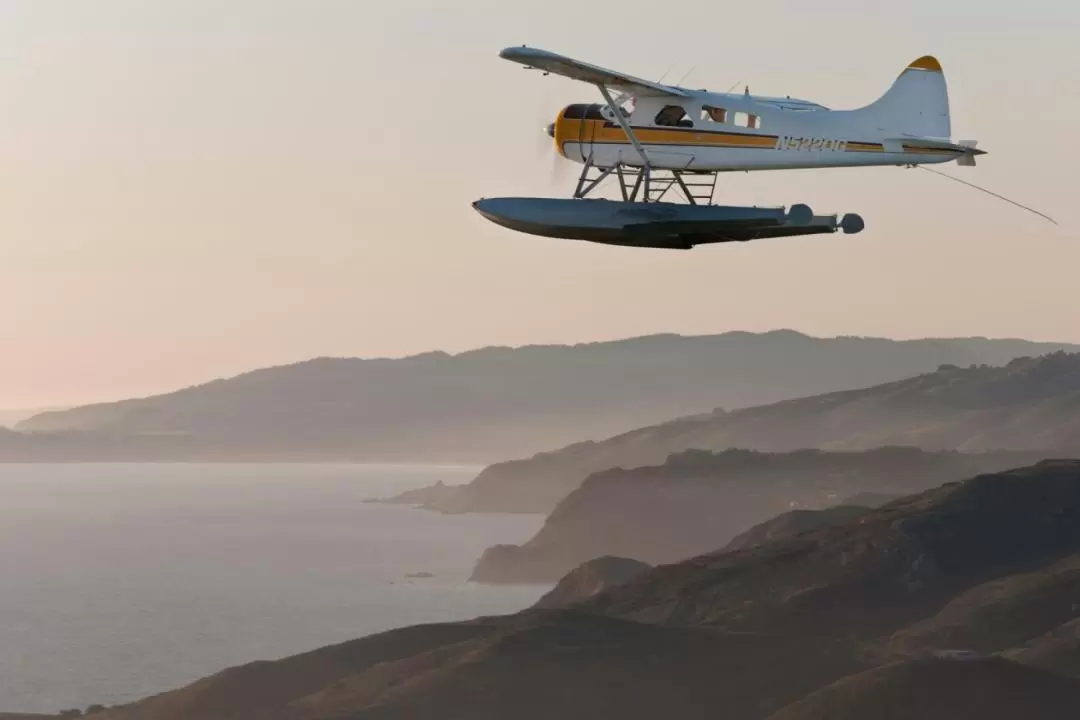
[854,56,951,139]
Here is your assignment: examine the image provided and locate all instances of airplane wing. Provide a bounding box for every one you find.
[500,46,690,98]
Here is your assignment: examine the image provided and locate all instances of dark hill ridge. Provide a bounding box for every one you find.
[887,553,1080,656]
[533,557,652,609]
[421,351,1080,513]
[585,460,1080,638]
[835,491,904,508]
[722,506,874,553]
[46,460,1080,720]
[12,332,1078,462]
[764,657,1080,720]
[1008,617,1080,678]
[90,611,869,720]
[469,448,1040,584]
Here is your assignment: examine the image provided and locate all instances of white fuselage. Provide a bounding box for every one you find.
[552,57,969,172]
[554,88,960,171]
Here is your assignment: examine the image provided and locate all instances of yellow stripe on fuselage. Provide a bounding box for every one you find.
[554,118,777,153]
[553,118,909,157]
[845,141,885,153]
[902,144,965,155]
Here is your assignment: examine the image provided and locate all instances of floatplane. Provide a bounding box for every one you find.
[473,47,1046,249]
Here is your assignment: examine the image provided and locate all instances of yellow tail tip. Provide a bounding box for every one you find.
[907,55,943,72]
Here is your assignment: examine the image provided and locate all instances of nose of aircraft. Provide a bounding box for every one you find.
[545,122,556,138]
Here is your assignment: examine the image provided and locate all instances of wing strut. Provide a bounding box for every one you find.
[596,84,651,196]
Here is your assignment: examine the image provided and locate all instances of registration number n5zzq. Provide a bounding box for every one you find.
[776,136,848,152]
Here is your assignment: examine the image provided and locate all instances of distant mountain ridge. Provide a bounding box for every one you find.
[0,408,62,430]
[10,331,1078,462]
[417,351,1080,513]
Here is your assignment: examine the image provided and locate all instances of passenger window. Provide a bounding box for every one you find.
[655,105,693,128]
[733,112,762,129]
[701,106,727,124]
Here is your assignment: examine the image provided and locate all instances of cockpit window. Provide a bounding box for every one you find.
[701,106,728,124]
[655,105,693,128]
[562,104,606,120]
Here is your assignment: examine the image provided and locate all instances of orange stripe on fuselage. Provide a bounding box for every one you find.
[902,144,964,155]
[554,118,776,157]
[845,141,884,153]
[553,117,899,157]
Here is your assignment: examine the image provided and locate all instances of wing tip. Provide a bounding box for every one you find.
[500,46,552,62]
[499,46,524,61]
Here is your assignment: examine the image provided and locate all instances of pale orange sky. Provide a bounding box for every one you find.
[2,0,1078,409]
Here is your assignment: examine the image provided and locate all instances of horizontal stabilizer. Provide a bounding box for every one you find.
[958,140,979,166]
[888,136,986,165]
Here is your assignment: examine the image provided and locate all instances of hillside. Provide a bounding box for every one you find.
[585,460,1080,636]
[469,448,1037,583]
[418,351,1080,512]
[721,505,874,553]
[533,557,652,609]
[11,332,1077,462]
[89,612,868,720]
[50,460,1080,720]
[0,408,54,429]
[1008,618,1080,678]
[764,657,1080,720]
[887,553,1080,655]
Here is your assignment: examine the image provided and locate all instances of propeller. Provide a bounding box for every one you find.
[532,92,573,188]
[548,141,574,187]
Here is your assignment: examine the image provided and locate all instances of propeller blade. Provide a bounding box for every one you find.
[534,90,560,161]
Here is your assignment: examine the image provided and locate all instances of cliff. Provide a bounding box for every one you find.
[533,557,652,609]
[469,448,1036,584]
[585,460,1080,636]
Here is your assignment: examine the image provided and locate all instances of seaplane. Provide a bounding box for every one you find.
[473,47,1047,250]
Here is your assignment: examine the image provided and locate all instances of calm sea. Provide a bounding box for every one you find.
[0,464,548,714]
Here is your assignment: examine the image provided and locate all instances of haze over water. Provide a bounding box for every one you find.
[0,464,547,714]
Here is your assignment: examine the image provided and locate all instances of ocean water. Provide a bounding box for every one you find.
[0,464,548,714]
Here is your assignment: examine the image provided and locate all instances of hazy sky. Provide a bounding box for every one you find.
[2,0,1078,408]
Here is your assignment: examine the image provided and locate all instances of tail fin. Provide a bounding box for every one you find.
[854,56,951,139]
